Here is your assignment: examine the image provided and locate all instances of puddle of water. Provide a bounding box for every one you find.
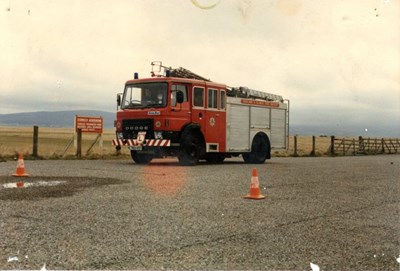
[0,176,126,200]
[2,180,67,189]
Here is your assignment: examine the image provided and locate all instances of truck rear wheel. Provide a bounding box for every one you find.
[243,132,270,164]
[178,131,201,166]
[131,150,153,164]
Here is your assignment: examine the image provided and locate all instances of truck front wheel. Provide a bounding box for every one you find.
[131,150,153,164]
[178,131,201,166]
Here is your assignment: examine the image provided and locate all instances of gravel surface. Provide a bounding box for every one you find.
[0,155,399,270]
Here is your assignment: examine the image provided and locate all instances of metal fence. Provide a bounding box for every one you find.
[329,136,400,156]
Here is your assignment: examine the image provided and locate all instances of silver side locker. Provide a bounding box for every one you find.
[226,99,251,152]
[270,107,288,149]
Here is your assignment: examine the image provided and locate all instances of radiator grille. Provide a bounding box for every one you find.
[122,119,154,139]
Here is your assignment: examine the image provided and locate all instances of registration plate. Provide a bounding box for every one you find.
[129,146,143,151]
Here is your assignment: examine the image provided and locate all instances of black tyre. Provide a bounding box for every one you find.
[243,132,270,164]
[131,150,153,164]
[178,130,201,166]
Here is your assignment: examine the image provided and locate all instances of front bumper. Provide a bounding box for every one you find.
[112,139,171,147]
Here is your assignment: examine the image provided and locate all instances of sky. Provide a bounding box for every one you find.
[1,0,399,136]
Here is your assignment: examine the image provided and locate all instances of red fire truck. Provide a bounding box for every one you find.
[113,62,289,166]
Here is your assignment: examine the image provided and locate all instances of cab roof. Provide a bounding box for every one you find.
[125,76,227,89]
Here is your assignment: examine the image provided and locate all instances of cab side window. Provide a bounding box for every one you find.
[193,87,205,107]
[208,88,218,109]
[220,90,226,110]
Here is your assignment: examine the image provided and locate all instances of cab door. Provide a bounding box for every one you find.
[169,83,191,131]
[204,87,226,152]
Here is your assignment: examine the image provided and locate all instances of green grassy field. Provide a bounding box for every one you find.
[0,126,332,160]
[277,135,332,157]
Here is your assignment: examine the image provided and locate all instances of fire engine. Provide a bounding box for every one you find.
[113,62,289,166]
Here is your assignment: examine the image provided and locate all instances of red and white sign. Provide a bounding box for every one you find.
[75,115,103,134]
[241,99,280,108]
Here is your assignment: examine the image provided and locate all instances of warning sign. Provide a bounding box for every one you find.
[75,115,103,134]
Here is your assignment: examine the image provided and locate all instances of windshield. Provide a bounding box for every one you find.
[122,82,168,109]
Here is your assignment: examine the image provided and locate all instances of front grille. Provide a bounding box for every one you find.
[122,119,154,139]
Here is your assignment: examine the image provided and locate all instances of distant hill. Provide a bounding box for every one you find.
[0,110,398,137]
[0,110,115,128]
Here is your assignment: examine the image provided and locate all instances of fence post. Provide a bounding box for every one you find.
[32,125,39,158]
[76,128,82,158]
[310,136,316,156]
[293,135,298,157]
[330,136,335,156]
[358,136,364,154]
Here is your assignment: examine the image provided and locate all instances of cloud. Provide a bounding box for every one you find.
[0,0,399,135]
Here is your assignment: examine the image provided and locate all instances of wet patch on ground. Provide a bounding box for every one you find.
[0,176,127,201]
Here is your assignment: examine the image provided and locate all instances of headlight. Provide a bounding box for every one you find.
[154,131,163,139]
[117,132,124,139]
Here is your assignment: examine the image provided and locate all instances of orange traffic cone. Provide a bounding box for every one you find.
[12,154,30,177]
[244,168,266,200]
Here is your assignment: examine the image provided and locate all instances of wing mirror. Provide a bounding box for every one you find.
[176,90,184,104]
[117,94,122,107]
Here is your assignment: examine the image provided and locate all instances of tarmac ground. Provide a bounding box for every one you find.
[0,155,399,270]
